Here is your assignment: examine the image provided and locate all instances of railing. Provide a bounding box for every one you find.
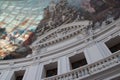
[43,50,120,80]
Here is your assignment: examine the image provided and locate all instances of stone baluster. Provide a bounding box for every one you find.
[74,72,77,79]
[116,55,120,63]
[110,57,114,65]
[55,77,59,80]
[71,73,74,79]
[87,67,91,74]
[101,62,105,68]
[64,74,68,80]
[118,54,120,61]
[103,59,108,67]
[62,74,67,80]
[80,69,84,77]
[114,55,119,63]
[98,62,103,70]
[67,73,72,80]
[107,58,112,66]
[90,65,94,73]
[93,64,98,72]
[84,68,88,75]
[69,73,73,79]
[77,70,81,77]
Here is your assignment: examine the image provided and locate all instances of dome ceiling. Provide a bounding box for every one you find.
[0,0,82,60]
[0,0,119,60]
[0,0,81,13]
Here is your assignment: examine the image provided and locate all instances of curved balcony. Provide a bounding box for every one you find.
[43,50,120,80]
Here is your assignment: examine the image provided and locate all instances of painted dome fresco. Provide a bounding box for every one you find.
[0,0,119,60]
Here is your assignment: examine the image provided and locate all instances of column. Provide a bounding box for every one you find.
[9,71,15,80]
[23,63,44,80]
[58,56,71,75]
[84,42,112,64]
[0,71,10,80]
[36,64,44,80]
[97,42,112,57]
[0,70,14,80]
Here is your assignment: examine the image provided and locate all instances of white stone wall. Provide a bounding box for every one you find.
[84,42,112,64]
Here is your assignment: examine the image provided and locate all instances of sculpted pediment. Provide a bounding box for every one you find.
[33,20,91,47]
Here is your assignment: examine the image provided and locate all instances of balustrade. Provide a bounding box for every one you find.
[43,50,120,80]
